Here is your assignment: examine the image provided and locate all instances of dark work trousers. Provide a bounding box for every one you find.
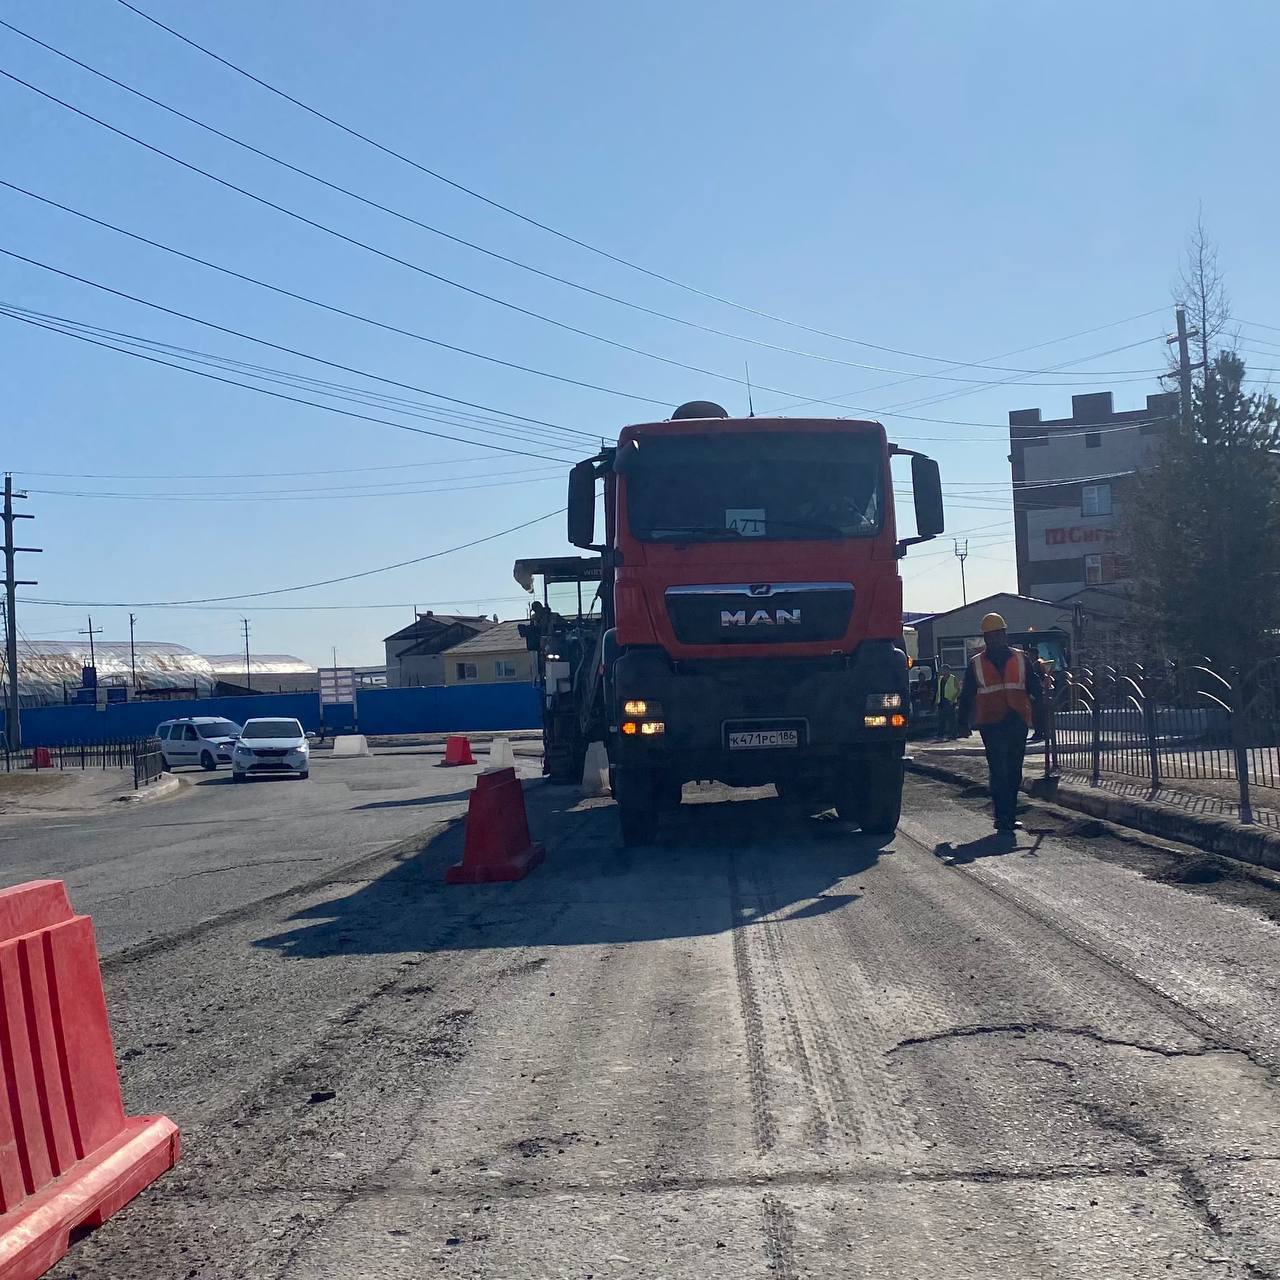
[937,701,957,739]
[978,715,1029,828]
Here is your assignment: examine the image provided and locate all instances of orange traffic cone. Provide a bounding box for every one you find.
[438,735,477,767]
[445,767,544,883]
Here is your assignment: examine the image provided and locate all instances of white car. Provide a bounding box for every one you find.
[231,717,310,782]
[157,717,241,771]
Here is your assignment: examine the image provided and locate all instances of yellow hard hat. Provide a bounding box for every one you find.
[980,612,1008,633]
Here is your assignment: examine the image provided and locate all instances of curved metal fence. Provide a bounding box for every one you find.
[1045,658,1280,823]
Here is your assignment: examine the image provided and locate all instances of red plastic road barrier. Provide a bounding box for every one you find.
[438,735,477,767]
[29,749,52,770]
[445,767,545,883]
[0,881,179,1280]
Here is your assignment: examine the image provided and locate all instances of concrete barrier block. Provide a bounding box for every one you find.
[580,741,610,796]
[332,735,372,757]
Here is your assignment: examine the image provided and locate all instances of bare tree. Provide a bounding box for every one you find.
[1174,213,1231,389]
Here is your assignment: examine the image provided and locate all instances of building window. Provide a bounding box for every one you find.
[1085,553,1104,585]
[494,659,517,680]
[1085,432,1101,448]
[1082,482,1112,516]
[455,662,478,680]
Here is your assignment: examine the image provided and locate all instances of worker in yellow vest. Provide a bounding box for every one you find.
[956,613,1044,832]
[934,665,959,739]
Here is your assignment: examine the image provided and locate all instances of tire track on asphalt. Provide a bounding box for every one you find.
[728,850,779,1156]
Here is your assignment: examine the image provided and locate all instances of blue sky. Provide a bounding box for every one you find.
[4,0,1278,666]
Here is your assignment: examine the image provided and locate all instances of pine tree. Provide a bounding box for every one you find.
[1129,350,1280,671]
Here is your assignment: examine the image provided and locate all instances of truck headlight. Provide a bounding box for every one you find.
[866,693,903,710]
[623,699,662,717]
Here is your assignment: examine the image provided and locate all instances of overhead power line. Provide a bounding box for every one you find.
[0,175,669,408]
[0,219,1170,437]
[25,506,563,607]
[0,75,1160,399]
[0,301,590,454]
[0,215,602,435]
[105,0,1174,371]
[0,308,575,463]
[0,19,1174,384]
[2,455,516,481]
[24,474,562,503]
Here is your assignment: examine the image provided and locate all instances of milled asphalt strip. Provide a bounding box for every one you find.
[892,821,1279,1079]
[130,1153,1280,1201]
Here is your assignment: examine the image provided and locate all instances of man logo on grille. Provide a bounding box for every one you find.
[721,609,802,627]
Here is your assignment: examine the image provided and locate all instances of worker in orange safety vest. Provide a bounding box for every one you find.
[956,613,1044,833]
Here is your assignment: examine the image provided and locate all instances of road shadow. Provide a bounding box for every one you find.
[352,789,475,811]
[936,831,1047,865]
[192,773,306,787]
[253,786,893,960]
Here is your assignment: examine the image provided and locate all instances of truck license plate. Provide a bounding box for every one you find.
[728,729,799,750]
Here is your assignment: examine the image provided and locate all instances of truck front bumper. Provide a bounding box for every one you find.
[610,642,908,786]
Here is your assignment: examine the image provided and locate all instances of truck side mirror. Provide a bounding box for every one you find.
[567,461,596,548]
[911,455,944,538]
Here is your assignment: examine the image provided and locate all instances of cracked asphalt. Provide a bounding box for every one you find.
[16,764,1280,1278]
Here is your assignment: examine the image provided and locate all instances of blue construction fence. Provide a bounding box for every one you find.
[20,683,542,748]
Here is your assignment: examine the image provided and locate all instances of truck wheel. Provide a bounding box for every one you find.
[614,767,658,846]
[838,752,903,834]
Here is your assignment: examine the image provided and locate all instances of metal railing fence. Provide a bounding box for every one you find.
[2,737,167,790]
[1044,657,1280,824]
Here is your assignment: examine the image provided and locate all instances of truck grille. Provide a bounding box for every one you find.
[664,582,854,646]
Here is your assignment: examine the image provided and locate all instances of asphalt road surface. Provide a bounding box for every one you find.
[17,766,1280,1278]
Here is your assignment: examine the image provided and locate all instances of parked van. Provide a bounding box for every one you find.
[156,717,241,771]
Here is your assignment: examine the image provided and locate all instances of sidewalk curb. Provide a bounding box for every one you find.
[906,755,1280,874]
[114,774,184,806]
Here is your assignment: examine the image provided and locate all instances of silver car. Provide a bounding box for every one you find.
[231,718,310,782]
[157,717,241,771]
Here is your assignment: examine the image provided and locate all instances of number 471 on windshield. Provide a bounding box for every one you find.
[725,508,767,536]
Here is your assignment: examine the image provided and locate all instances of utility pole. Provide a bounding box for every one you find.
[3,474,41,749]
[1167,305,1199,432]
[953,538,969,606]
[78,615,103,670]
[128,612,138,687]
[242,618,252,691]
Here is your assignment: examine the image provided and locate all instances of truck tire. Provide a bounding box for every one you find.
[615,766,658,846]
[858,759,903,835]
[834,747,906,834]
[546,730,586,784]
[837,751,903,834]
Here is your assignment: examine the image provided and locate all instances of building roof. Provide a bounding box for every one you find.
[910,591,1061,626]
[383,613,495,644]
[203,654,315,676]
[4,639,215,705]
[441,620,528,656]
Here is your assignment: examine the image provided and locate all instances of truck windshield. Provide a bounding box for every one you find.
[624,432,883,542]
